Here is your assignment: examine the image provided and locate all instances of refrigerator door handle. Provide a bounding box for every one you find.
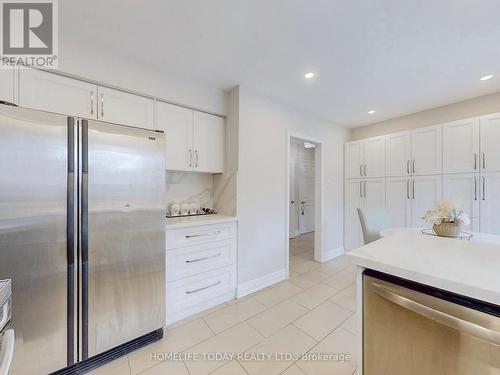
[81,119,89,360]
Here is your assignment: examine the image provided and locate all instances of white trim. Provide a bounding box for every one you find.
[236,269,287,298]
[321,246,345,262]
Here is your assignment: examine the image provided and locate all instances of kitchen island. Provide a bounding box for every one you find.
[347,229,500,374]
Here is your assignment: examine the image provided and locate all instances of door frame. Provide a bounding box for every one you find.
[286,132,325,276]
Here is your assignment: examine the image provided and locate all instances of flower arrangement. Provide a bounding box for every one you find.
[422,200,470,237]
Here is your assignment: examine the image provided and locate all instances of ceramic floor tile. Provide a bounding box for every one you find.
[281,364,307,375]
[239,325,316,375]
[88,357,130,375]
[291,260,321,274]
[128,319,213,374]
[184,322,263,375]
[204,297,266,333]
[318,258,348,275]
[209,360,247,375]
[290,256,308,266]
[166,302,228,329]
[138,360,189,375]
[322,270,355,290]
[253,281,303,308]
[292,283,340,310]
[248,300,308,337]
[289,270,330,289]
[293,301,352,341]
[339,313,357,336]
[296,328,357,375]
[330,284,357,312]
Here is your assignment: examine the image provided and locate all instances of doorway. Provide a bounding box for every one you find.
[286,133,324,275]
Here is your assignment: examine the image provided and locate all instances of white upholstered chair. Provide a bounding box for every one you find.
[357,207,393,245]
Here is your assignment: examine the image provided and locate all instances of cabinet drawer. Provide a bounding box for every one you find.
[167,265,236,317]
[167,239,236,282]
[166,222,236,249]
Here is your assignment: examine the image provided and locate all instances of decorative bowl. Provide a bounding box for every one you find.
[433,222,462,237]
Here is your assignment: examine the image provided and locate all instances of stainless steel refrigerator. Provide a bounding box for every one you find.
[0,105,166,374]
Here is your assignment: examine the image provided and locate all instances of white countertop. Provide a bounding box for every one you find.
[165,214,237,229]
[347,228,500,306]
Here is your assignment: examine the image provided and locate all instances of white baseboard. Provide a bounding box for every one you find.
[237,269,287,299]
[321,246,345,262]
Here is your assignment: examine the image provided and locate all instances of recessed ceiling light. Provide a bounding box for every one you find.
[304,72,315,79]
[480,74,493,81]
[368,110,376,114]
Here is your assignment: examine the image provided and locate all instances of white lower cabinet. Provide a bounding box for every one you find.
[480,173,500,235]
[411,175,443,227]
[166,221,237,324]
[386,177,412,228]
[443,174,480,231]
[0,67,15,104]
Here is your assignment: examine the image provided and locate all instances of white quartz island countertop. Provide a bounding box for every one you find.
[347,229,500,306]
[165,214,237,229]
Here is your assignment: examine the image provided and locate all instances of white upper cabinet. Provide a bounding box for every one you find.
[386,177,412,228]
[97,86,155,129]
[443,174,479,231]
[480,113,500,173]
[386,131,412,177]
[411,125,442,176]
[345,137,385,179]
[156,101,225,174]
[363,136,386,178]
[19,69,97,118]
[443,118,480,174]
[0,67,15,104]
[156,102,193,171]
[345,141,364,179]
[480,172,500,235]
[193,112,225,174]
[411,175,442,227]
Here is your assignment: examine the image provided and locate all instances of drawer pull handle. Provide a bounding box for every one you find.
[185,253,221,263]
[186,280,222,294]
[185,231,222,239]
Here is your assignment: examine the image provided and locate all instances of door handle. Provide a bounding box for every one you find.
[369,282,500,346]
[195,150,199,168]
[185,253,221,263]
[364,164,367,177]
[185,231,222,239]
[407,160,410,174]
[186,280,222,294]
[290,200,295,204]
[188,149,193,167]
[406,179,410,200]
[412,159,416,174]
[360,164,363,177]
[474,176,478,201]
[90,90,94,115]
[360,181,363,198]
[100,93,104,117]
[364,180,367,198]
[412,179,416,200]
[474,153,478,170]
[483,177,486,201]
[483,152,486,170]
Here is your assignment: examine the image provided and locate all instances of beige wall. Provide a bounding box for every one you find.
[351,92,500,140]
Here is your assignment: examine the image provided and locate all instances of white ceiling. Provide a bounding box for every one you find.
[60,0,500,127]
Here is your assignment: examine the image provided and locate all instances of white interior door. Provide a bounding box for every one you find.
[480,113,500,173]
[443,174,480,231]
[480,172,500,235]
[386,131,412,177]
[345,141,363,179]
[386,177,412,228]
[411,175,443,227]
[443,118,480,174]
[364,136,386,178]
[298,159,315,234]
[156,101,194,171]
[193,112,225,173]
[345,179,364,250]
[412,125,442,176]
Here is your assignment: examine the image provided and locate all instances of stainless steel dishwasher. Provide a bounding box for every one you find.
[363,270,500,374]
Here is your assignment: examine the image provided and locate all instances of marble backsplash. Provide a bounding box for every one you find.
[166,172,214,210]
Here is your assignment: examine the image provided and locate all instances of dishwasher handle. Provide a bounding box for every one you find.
[0,329,15,375]
[369,282,500,346]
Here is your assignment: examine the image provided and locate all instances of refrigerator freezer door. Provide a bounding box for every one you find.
[83,120,165,358]
[0,106,70,374]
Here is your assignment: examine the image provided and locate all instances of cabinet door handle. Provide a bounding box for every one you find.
[474,153,478,170]
[483,177,486,201]
[364,180,367,198]
[185,231,222,239]
[407,179,410,200]
[359,181,363,198]
[474,176,478,201]
[100,93,104,117]
[185,253,221,263]
[90,90,94,115]
[186,280,222,294]
[364,164,367,177]
[195,150,199,168]
[407,160,410,174]
[483,152,486,170]
[412,179,416,200]
[412,159,416,174]
[360,164,363,177]
[188,149,193,167]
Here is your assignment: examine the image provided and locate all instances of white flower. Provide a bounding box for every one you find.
[422,200,470,225]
